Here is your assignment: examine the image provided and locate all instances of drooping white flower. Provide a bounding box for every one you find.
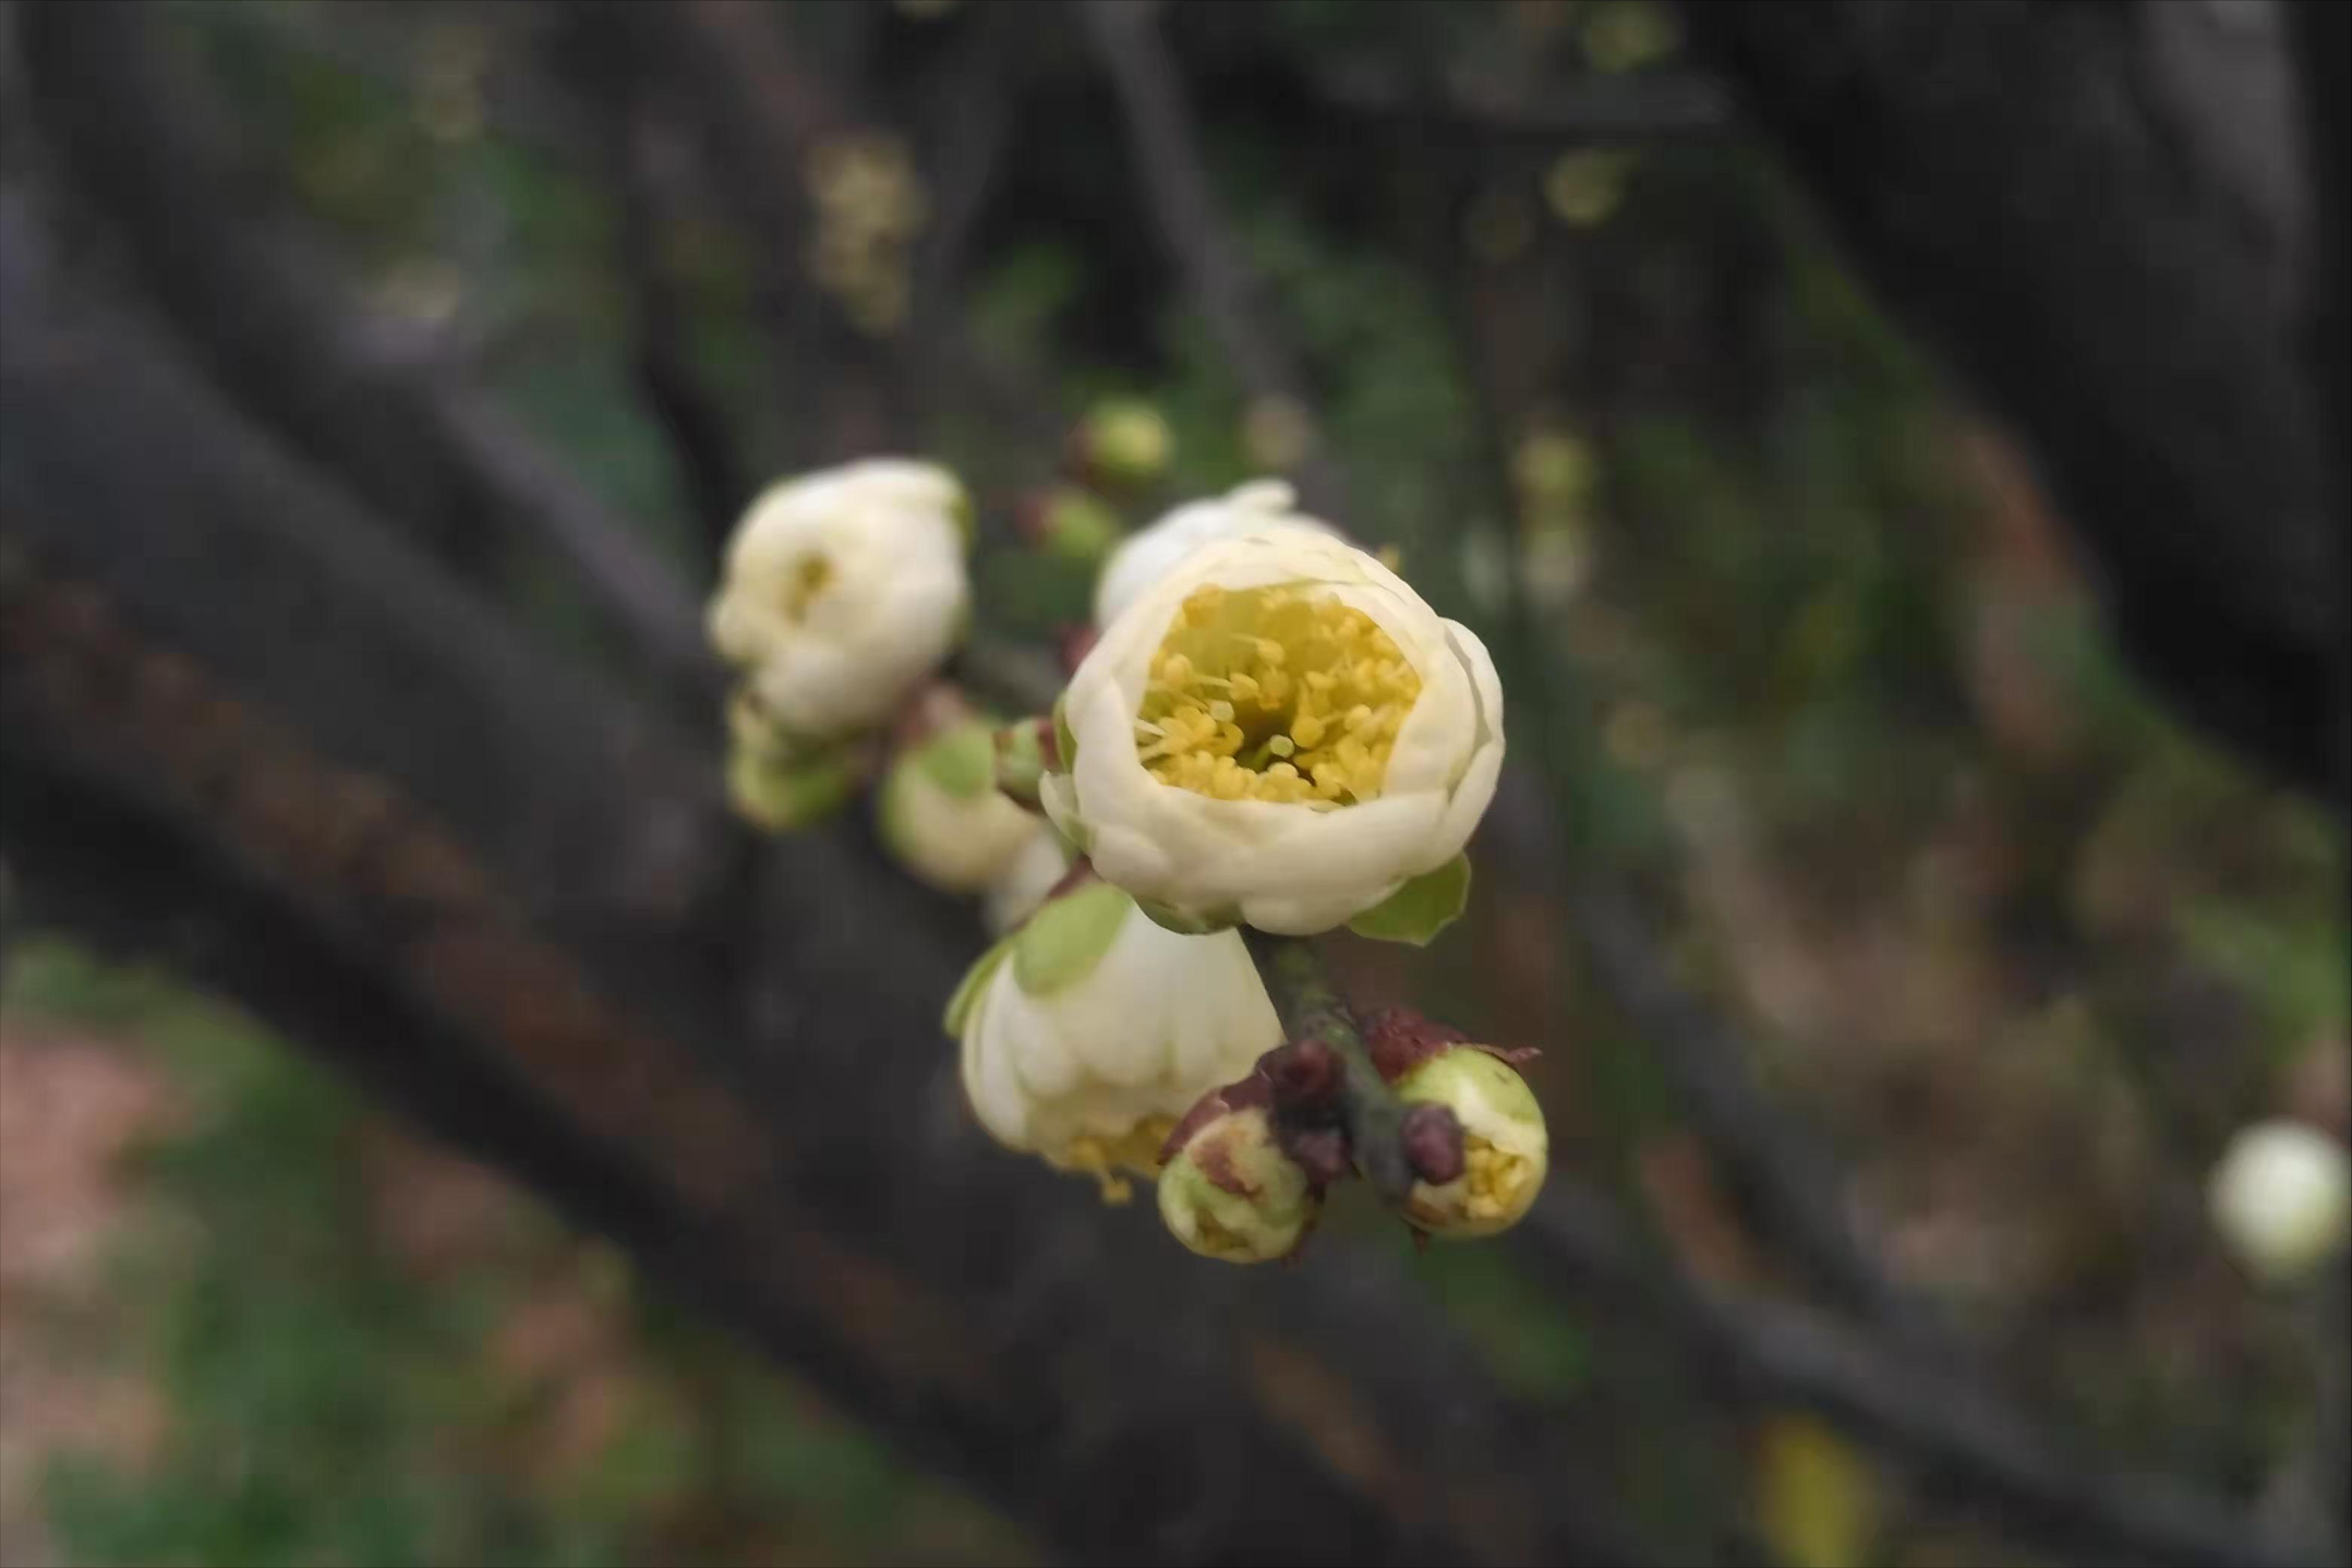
[982,825,1073,936]
[1047,522,1504,936]
[877,720,1040,895]
[707,458,970,739]
[950,880,1283,1200]
[2207,1120,2350,1283]
[1092,479,1340,629]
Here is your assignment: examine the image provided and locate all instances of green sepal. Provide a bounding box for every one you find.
[912,721,997,800]
[1346,854,1472,946]
[943,936,1015,1037]
[1012,881,1132,995]
[1133,896,1227,936]
[728,747,859,833]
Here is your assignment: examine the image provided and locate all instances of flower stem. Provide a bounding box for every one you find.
[1243,932,1415,1204]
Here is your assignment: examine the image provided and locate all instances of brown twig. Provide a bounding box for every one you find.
[1076,0,1350,517]
[1244,933,1419,1203]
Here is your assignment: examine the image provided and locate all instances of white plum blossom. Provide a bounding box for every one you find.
[951,881,1282,1200]
[877,721,1042,895]
[708,458,970,739]
[2208,1119,2350,1284]
[1046,521,1503,936]
[1092,479,1340,629]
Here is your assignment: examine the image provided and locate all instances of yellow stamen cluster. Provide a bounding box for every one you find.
[1049,1114,1178,1205]
[779,553,835,620]
[1459,1134,1539,1226]
[1135,584,1421,807]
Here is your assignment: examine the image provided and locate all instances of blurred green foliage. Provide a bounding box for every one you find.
[5,942,1034,1568]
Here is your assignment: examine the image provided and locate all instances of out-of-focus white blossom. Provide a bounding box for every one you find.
[2208,1119,2350,1283]
[708,460,969,739]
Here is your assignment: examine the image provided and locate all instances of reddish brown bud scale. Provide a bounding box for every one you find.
[1059,623,1101,672]
[1263,1037,1343,1110]
[1282,1125,1351,1190]
[1157,1072,1275,1165]
[1400,1102,1466,1185]
[1359,1006,1470,1083]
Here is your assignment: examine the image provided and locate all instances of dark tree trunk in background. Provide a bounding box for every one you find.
[1678,0,2350,814]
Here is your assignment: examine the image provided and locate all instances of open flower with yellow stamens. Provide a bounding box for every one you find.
[949,880,1284,1202]
[1047,519,1504,936]
[708,458,971,740]
[1092,479,1340,629]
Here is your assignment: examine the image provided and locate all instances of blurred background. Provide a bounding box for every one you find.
[1,2,2345,1565]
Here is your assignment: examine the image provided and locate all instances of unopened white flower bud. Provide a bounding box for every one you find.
[877,720,1039,894]
[1159,1101,1318,1263]
[1392,1048,1547,1239]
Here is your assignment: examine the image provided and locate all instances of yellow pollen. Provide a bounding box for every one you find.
[1051,1116,1178,1205]
[779,553,835,620]
[1459,1133,1538,1224]
[1135,585,1419,807]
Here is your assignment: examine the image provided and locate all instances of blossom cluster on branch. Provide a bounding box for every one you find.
[702,407,1548,1263]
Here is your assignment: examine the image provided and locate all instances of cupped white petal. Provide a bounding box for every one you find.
[1092,479,1341,627]
[955,888,1282,1163]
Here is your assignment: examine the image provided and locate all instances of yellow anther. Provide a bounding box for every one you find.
[1135,584,1422,806]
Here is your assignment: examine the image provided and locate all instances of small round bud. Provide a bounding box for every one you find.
[877,720,1038,892]
[1021,487,1124,565]
[994,718,1051,808]
[1391,1049,1547,1239]
[1159,1104,1319,1264]
[1076,399,1172,488]
[727,745,859,831]
[2208,1119,2350,1284]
